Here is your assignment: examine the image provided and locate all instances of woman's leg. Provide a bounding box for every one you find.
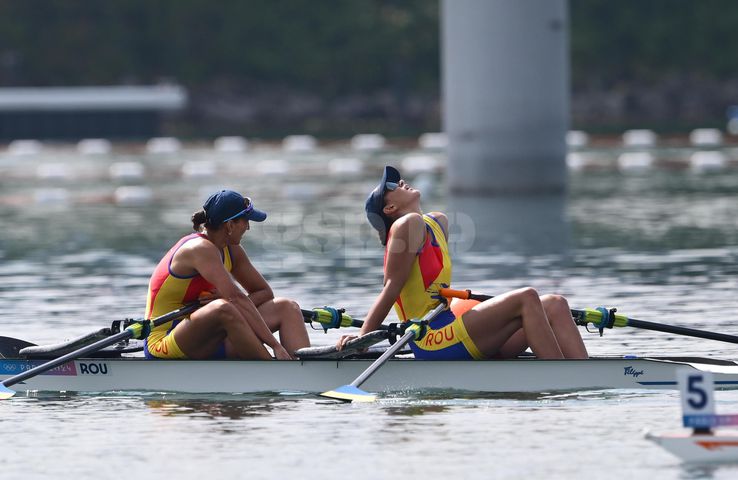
[461,287,564,359]
[258,297,310,353]
[540,294,588,359]
[172,299,271,360]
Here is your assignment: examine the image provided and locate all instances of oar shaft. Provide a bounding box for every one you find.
[350,303,445,389]
[350,330,415,389]
[445,287,738,346]
[2,329,132,388]
[2,302,200,389]
[627,318,738,344]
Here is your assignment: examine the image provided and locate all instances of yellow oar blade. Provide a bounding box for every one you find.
[0,384,16,400]
[320,385,376,402]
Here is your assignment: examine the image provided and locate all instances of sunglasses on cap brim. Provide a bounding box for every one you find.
[223,196,253,222]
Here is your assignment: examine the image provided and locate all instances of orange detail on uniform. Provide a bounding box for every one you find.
[145,233,232,351]
[385,215,451,322]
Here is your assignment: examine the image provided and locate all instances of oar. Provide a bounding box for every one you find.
[571,307,738,344]
[320,303,446,403]
[301,307,390,331]
[439,288,738,345]
[301,307,365,329]
[0,301,202,399]
[0,336,37,358]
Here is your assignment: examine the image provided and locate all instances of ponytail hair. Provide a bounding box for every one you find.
[191,209,207,232]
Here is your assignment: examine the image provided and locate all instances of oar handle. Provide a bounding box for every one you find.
[439,288,493,302]
[301,308,364,329]
[302,308,393,331]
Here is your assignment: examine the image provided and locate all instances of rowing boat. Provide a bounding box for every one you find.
[645,369,738,463]
[5,300,738,398]
[645,432,738,463]
[3,355,738,396]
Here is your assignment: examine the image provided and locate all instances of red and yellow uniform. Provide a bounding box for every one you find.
[386,215,483,360]
[144,233,232,359]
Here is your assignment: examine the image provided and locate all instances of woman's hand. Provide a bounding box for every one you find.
[272,344,293,360]
[336,334,358,351]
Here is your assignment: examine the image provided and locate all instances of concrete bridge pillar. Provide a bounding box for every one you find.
[442,0,569,195]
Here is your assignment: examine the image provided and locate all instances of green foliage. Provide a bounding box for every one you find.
[570,0,738,84]
[0,0,440,95]
[1,0,737,128]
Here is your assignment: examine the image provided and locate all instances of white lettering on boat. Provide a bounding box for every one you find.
[79,362,109,375]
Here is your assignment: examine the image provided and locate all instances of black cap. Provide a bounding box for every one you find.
[365,166,401,245]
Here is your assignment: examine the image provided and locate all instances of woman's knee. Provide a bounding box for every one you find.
[273,297,301,317]
[542,294,571,314]
[515,287,541,306]
[208,299,242,326]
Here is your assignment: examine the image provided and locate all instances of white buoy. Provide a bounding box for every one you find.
[255,159,290,175]
[146,137,181,154]
[77,139,112,155]
[182,160,217,178]
[113,186,154,206]
[418,132,448,149]
[727,118,738,136]
[689,128,723,146]
[623,129,658,147]
[350,134,386,151]
[566,152,588,171]
[328,158,363,175]
[283,183,321,201]
[617,152,655,171]
[401,155,441,174]
[7,140,43,156]
[689,151,727,173]
[36,163,69,180]
[282,135,316,152]
[109,162,145,180]
[566,130,589,148]
[33,188,70,205]
[214,136,249,153]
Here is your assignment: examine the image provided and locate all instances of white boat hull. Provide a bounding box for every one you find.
[646,431,738,463]
[3,356,738,395]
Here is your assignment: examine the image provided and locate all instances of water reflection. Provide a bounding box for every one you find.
[680,463,738,480]
[143,394,297,420]
[447,194,568,255]
[383,405,448,417]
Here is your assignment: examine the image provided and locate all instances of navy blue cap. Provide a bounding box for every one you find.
[203,190,267,227]
[365,166,401,245]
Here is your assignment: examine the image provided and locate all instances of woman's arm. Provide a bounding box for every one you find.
[182,241,282,351]
[229,245,274,307]
[358,213,427,335]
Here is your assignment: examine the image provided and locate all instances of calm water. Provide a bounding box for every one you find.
[2,143,738,479]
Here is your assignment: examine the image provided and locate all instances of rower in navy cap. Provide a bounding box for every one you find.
[338,166,588,361]
[143,189,309,361]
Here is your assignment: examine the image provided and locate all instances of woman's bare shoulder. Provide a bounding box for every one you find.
[427,211,449,234]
